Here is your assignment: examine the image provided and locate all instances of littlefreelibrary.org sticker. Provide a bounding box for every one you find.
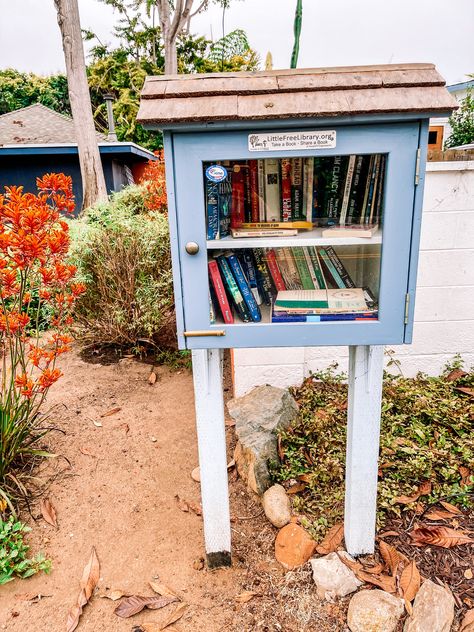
[248,130,336,152]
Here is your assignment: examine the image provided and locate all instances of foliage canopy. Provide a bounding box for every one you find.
[445,87,474,149]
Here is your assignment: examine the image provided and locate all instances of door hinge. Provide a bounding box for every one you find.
[184,330,226,338]
[414,148,421,186]
[404,293,410,325]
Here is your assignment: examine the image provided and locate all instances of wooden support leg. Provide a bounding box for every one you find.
[191,348,231,568]
[344,345,384,556]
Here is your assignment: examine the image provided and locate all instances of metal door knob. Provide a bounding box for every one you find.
[185,241,200,255]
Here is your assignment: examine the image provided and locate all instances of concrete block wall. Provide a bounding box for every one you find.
[233,161,474,397]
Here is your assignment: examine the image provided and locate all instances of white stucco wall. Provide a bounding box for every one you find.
[233,161,474,397]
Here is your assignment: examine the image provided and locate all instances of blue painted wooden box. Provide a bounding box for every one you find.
[138,64,456,350]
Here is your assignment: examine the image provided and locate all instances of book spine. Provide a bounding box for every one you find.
[218,178,232,238]
[302,247,319,288]
[304,157,314,222]
[231,228,298,237]
[359,155,375,224]
[208,260,234,323]
[361,155,377,224]
[226,254,262,322]
[272,313,377,322]
[264,159,280,221]
[324,246,356,288]
[291,158,304,220]
[248,160,259,222]
[326,155,347,224]
[243,162,251,221]
[240,251,262,305]
[347,155,365,225]
[209,292,216,324]
[238,221,312,229]
[265,249,286,291]
[216,255,251,322]
[252,249,273,305]
[257,159,266,221]
[280,158,292,222]
[231,164,246,228]
[293,247,315,290]
[281,247,303,290]
[367,155,381,224]
[339,154,356,226]
[307,246,327,289]
[373,154,385,224]
[317,247,346,289]
[206,179,219,240]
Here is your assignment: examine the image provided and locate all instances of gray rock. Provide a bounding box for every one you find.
[404,580,455,632]
[262,484,291,528]
[347,589,404,632]
[227,385,298,495]
[310,551,363,601]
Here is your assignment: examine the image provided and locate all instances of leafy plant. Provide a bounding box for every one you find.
[270,362,474,538]
[445,88,474,148]
[0,174,85,509]
[0,516,51,584]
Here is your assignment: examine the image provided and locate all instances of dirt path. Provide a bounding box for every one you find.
[0,350,342,632]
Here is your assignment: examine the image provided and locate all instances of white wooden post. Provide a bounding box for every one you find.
[344,345,384,556]
[191,348,231,567]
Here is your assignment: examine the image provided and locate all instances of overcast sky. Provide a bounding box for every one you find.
[0,0,473,85]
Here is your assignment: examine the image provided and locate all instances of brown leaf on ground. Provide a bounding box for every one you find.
[148,371,157,385]
[439,500,463,515]
[315,523,344,554]
[100,407,122,418]
[235,591,259,603]
[377,530,400,538]
[149,582,179,599]
[400,560,421,602]
[174,495,202,516]
[336,552,362,574]
[66,547,100,632]
[297,474,312,483]
[40,498,57,528]
[225,418,235,427]
[114,595,177,618]
[79,447,96,457]
[425,509,458,521]
[159,602,188,630]
[101,590,128,601]
[277,435,284,461]
[287,482,306,495]
[460,466,472,486]
[378,540,401,575]
[394,481,432,505]
[361,562,385,575]
[460,609,474,631]
[410,525,474,548]
[192,557,204,571]
[355,570,396,593]
[446,368,468,382]
[455,386,474,397]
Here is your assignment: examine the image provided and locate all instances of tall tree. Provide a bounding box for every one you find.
[54,0,108,210]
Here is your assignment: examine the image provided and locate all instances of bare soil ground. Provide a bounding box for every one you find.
[0,349,344,632]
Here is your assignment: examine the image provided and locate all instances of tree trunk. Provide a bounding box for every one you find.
[54,0,108,211]
[164,38,178,74]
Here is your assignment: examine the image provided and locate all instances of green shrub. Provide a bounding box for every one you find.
[69,185,176,351]
[0,517,51,584]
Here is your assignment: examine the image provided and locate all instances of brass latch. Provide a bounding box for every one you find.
[415,148,421,186]
[404,293,410,324]
[183,330,226,337]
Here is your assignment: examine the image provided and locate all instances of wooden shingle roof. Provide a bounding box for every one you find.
[137,63,457,127]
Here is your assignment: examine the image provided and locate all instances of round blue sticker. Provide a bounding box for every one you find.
[205,164,228,183]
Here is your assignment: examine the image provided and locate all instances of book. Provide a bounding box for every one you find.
[293,247,315,290]
[312,156,333,224]
[272,310,378,323]
[359,155,375,224]
[208,260,234,323]
[226,254,262,322]
[209,291,216,324]
[264,159,281,221]
[257,160,266,221]
[291,158,304,220]
[235,221,312,230]
[366,155,381,224]
[248,160,260,222]
[218,178,232,238]
[347,155,369,224]
[252,249,273,305]
[230,228,298,238]
[326,155,348,224]
[243,162,251,221]
[339,154,356,226]
[324,246,356,289]
[361,155,378,224]
[303,157,314,222]
[239,251,262,305]
[373,155,385,224]
[302,247,319,289]
[231,164,246,228]
[320,223,379,238]
[280,158,292,221]
[216,255,251,322]
[206,179,220,240]
[276,248,302,290]
[274,288,368,313]
[317,247,347,289]
[306,245,327,289]
[265,249,286,291]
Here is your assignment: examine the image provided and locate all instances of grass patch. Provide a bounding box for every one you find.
[0,516,51,585]
[270,361,474,539]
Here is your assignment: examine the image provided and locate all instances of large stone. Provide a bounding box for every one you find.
[310,551,363,601]
[275,523,316,569]
[262,484,291,528]
[227,385,298,495]
[404,579,455,632]
[347,589,404,632]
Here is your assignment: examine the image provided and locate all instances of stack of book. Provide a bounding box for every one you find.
[208,246,378,324]
[205,154,385,240]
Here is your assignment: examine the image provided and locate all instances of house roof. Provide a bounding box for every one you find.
[138,63,457,128]
[447,80,474,93]
[0,103,110,145]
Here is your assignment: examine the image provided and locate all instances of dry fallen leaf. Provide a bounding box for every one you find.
[114,595,177,618]
[460,609,474,632]
[93,420,102,428]
[287,482,306,495]
[40,498,57,529]
[410,525,474,548]
[400,560,421,603]
[66,547,100,632]
[149,582,179,599]
[102,589,128,601]
[460,466,472,486]
[159,602,188,630]
[455,386,474,397]
[394,481,432,505]
[361,562,385,575]
[225,418,235,427]
[148,371,157,385]
[174,495,202,516]
[298,474,313,483]
[192,557,204,571]
[100,407,122,418]
[79,447,96,458]
[378,540,401,575]
[377,530,400,538]
[425,509,458,521]
[315,523,344,555]
[235,591,259,603]
[446,368,468,382]
[355,569,396,593]
[439,500,463,515]
[464,569,473,580]
[337,552,363,574]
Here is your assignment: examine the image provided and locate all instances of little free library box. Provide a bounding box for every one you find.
[138,64,456,566]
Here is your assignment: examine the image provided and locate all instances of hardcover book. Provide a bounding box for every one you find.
[257,160,266,221]
[231,164,246,228]
[265,249,287,291]
[280,158,292,222]
[248,160,260,222]
[226,254,262,322]
[291,158,304,220]
[208,260,234,323]
[216,255,251,322]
